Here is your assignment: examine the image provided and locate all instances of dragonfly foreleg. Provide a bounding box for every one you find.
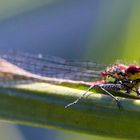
[96,84,121,108]
[65,83,122,109]
[65,84,94,108]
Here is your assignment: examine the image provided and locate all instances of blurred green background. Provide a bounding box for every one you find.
[0,0,139,140]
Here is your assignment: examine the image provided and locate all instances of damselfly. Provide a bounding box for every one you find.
[0,50,139,108]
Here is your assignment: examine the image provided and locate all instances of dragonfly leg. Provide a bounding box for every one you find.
[96,85,121,109]
[65,84,95,108]
[65,83,121,109]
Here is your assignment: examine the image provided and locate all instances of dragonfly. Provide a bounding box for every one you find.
[0,50,139,108]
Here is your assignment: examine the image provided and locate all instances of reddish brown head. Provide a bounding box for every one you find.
[125,65,140,80]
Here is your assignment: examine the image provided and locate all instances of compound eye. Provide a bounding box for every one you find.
[126,65,139,75]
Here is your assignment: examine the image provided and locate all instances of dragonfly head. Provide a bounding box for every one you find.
[125,65,140,80]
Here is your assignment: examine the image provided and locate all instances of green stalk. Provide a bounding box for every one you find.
[0,81,140,139]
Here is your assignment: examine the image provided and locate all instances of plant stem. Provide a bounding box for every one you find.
[0,82,140,139]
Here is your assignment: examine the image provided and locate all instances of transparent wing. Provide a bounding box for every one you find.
[0,50,107,81]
